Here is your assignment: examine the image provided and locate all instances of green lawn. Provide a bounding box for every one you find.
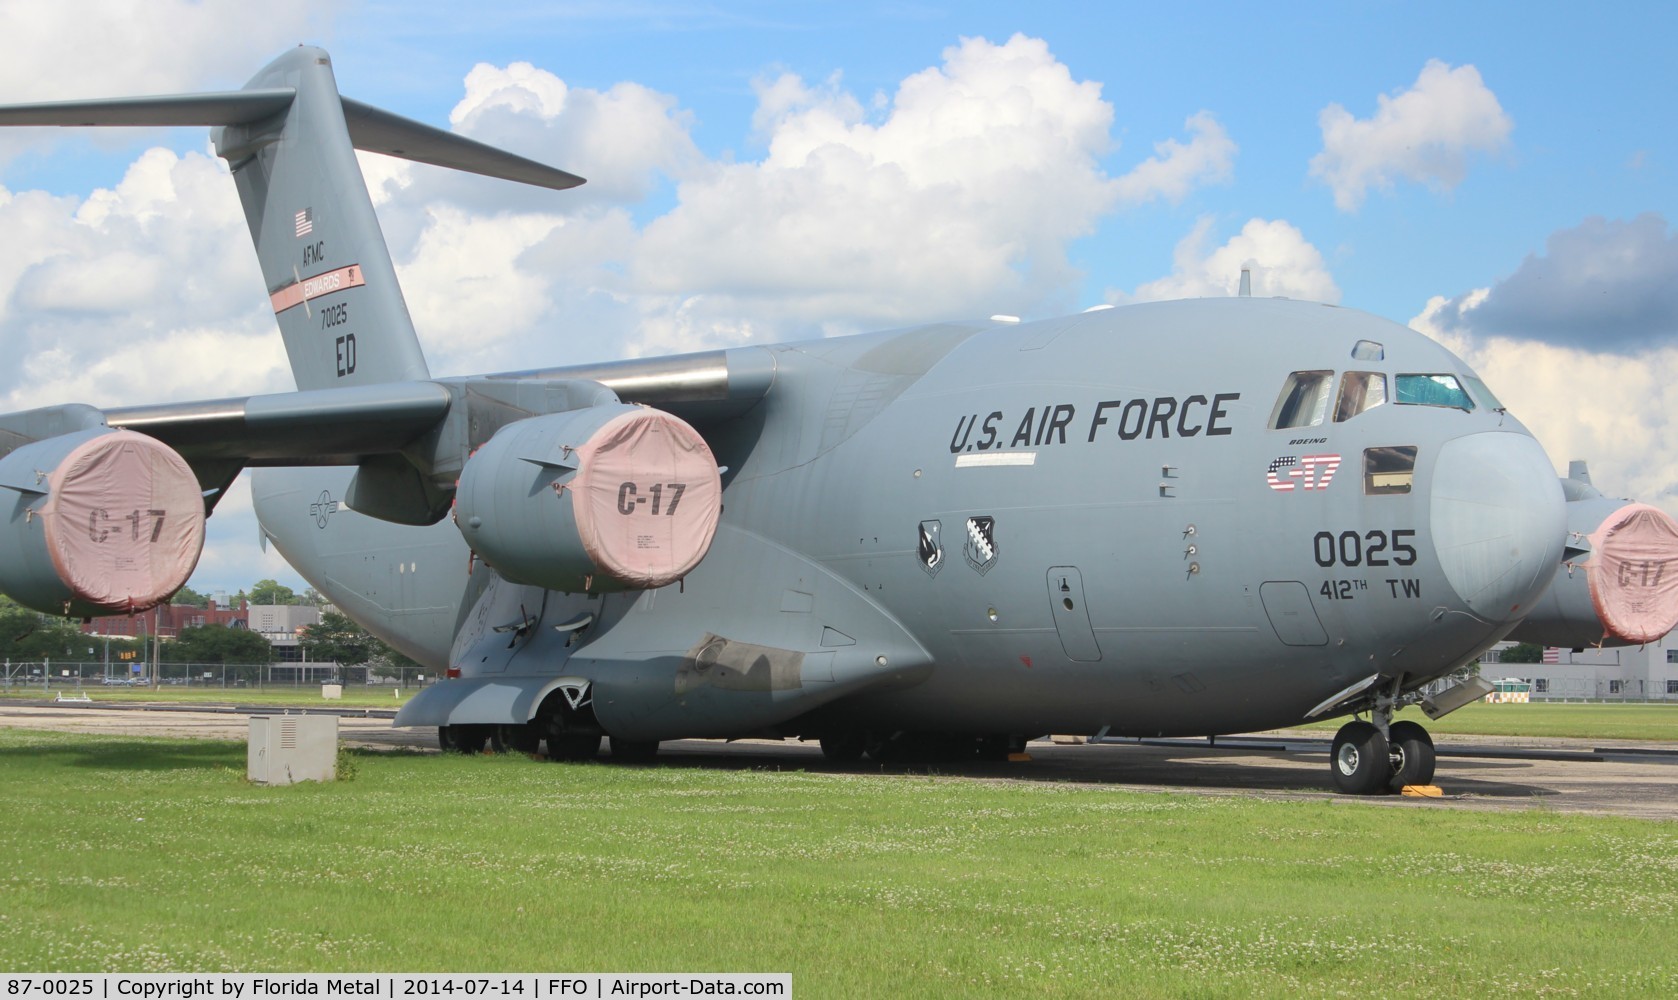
[1293,701,1678,742]
[0,729,1674,996]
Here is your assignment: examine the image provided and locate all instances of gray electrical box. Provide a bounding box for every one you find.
[248,715,338,785]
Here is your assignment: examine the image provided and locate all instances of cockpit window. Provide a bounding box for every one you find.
[1334,372,1387,422]
[1395,374,1475,411]
[1270,371,1334,429]
[1463,375,1504,411]
[1351,340,1384,362]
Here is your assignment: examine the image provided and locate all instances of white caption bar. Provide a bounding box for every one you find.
[1,975,791,1000]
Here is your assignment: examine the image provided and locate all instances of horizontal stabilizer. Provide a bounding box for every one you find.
[0,89,295,127]
[0,91,583,192]
[341,98,584,191]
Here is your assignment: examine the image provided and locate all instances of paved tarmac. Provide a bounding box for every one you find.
[5,701,1676,820]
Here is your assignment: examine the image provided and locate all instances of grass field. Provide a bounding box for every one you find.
[1,729,1674,995]
[1297,701,1678,742]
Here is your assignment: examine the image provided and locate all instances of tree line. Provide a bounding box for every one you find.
[2,579,417,679]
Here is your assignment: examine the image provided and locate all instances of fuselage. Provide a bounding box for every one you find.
[255,297,1565,739]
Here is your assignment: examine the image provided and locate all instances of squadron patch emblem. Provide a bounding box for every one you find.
[918,520,943,576]
[964,516,998,574]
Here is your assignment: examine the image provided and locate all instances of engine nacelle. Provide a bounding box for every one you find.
[1511,496,1678,648]
[0,428,205,617]
[454,404,721,593]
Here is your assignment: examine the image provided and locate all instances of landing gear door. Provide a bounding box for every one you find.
[1046,566,1102,662]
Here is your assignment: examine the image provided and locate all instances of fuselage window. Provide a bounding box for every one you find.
[1334,372,1388,422]
[1270,370,1334,429]
[1364,446,1417,495]
[1395,374,1475,411]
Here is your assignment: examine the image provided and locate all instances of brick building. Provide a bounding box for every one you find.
[81,599,250,638]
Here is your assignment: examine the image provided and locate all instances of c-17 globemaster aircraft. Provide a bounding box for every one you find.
[2,47,1676,794]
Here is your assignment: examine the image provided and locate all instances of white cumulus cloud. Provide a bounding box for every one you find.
[1310,60,1512,212]
[1115,216,1340,304]
[1413,295,1678,518]
[0,1,335,100]
[1113,111,1236,205]
[0,148,280,409]
[0,32,1243,591]
[621,33,1234,353]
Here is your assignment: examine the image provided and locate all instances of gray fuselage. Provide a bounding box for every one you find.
[255,297,1564,740]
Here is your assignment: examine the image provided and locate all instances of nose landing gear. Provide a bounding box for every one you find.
[1329,715,1437,795]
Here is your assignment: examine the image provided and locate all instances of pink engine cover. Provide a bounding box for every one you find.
[567,409,721,588]
[40,431,205,613]
[1586,502,1678,644]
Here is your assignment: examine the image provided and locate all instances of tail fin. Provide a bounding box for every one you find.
[0,46,583,391]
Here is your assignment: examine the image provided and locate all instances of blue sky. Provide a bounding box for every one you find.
[0,1,1673,594]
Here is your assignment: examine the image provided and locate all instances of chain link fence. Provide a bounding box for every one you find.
[1,660,437,691]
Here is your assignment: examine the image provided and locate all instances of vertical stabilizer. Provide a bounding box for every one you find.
[215,47,427,390]
[0,45,583,393]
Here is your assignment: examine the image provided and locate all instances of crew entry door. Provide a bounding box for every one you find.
[1047,566,1102,661]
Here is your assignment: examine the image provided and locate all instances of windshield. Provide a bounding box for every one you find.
[1395,374,1475,411]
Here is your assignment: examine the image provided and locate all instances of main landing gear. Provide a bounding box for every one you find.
[1329,715,1436,795]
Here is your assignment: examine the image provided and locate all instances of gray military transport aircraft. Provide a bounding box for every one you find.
[3,47,1676,794]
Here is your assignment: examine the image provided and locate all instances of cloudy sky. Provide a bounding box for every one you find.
[0,1,1673,595]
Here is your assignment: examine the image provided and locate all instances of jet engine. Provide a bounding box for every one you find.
[0,428,205,617]
[454,404,722,593]
[1510,485,1678,648]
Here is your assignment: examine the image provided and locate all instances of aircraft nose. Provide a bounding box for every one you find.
[1429,432,1566,624]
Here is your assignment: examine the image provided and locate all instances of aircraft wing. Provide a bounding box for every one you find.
[2,345,778,522]
[104,380,453,466]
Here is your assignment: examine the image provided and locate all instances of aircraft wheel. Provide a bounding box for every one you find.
[1330,721,1390,795]
[863,734,900,762]
[819,732,867,761]
[609,737,659,762]
[443,724,490,754]
[977,735,1024,761]
[498,723,541,755]
[547,733,601,761]
[1387,720,1436,789]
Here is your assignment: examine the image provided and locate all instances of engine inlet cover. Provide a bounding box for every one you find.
[1586,502,1678,644]
[0,428,205,616]
[455,405,721,592]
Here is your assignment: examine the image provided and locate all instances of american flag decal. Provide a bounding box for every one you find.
[294,208,314,237]
[1266,453,1342,491]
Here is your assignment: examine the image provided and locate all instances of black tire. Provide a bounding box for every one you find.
[863,733,900,762]
[1330,720,1391,795]
[444,724,490,754]
[609,737,659,762]
[498,723,542,755]
[548,733,601,761]
[977,735,1024,761]
[820,732,868,762]
[1387,720,1437,789]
